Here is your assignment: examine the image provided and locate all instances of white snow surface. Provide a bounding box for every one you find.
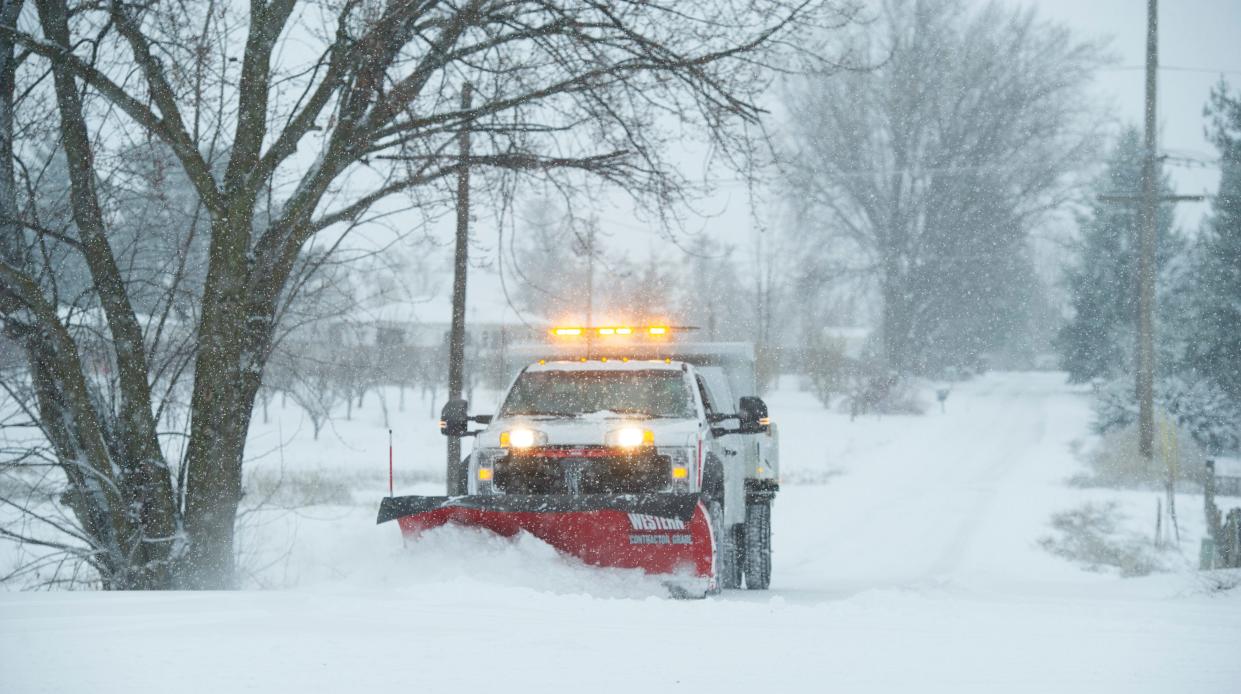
[3,372,1240,693]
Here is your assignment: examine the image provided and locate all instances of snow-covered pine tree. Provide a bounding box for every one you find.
[1165,80,1241,455]
[1186,81,1241,411]
[1056,128,1181,383]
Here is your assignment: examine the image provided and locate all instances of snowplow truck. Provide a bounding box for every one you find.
[377,329,779,596]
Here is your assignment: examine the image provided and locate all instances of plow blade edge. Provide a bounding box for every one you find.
[377,493,714,580]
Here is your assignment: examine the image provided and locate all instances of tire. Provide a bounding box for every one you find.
[707,500,741,591]
[743,500,772,590]
[731,524,746,587]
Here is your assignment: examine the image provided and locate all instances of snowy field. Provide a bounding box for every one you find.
[3,372,1240,693]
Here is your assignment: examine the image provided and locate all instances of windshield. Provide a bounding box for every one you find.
[499,369,694,419]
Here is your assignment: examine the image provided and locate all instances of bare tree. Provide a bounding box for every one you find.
[0,0,860,588]
[783,0,1105,373]
[509,198,586,319]
[277,350,340,442]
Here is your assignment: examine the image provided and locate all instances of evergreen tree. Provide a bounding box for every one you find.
[1090,86,1241,456]
[1144,80,1241,455]
[1186,81,1241,407]
[1057,128,1180,383]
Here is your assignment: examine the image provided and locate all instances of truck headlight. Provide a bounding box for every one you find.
[606,426,654,448]
[500,428,546,449]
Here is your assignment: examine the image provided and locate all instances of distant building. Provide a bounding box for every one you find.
[820,326,873,361]
[1214,457,1241,497]
[287,299,546,393]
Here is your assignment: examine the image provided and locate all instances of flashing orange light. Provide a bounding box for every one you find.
[600,357,608,362]
[671,466,689,480]
[552,325,676,337]
[477,468,494,481]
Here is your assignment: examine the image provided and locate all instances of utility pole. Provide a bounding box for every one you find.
[585,222,595,327]
[446,82,472,495]
[1098,0,1202,466]
[579,219,596,356]
[1136,0,1158,465]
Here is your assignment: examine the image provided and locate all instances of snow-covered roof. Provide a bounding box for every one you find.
[822,326,872,340]
[1213,457,1241,478]
[368,298,538,327]
[819,325,872,359]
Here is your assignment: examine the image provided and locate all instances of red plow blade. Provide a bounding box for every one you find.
[377,494,715,591]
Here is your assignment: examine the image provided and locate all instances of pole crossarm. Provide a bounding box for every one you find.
[1096,194,1206,203]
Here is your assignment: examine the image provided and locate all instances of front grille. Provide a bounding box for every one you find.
[494,447,670,494]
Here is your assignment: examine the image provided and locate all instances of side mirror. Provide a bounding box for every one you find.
[738,396,769,434]
[439,400,493,436]
[439,399,469,437]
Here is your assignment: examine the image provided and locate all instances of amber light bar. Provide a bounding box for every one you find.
[549,325,689,337]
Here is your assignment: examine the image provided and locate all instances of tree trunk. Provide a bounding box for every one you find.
[179,348,251,588]
[881,263,912,373]
[178,214,270,589]
[179,348,267,588]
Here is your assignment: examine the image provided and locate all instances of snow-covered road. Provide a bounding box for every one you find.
[3,373,1239,693]
[778,372,1091,594]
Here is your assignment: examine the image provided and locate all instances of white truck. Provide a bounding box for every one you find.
[379,327,779,593]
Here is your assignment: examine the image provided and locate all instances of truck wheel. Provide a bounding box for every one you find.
[732,524,746,587]
[743,501,772,590]
[708,500,741,591]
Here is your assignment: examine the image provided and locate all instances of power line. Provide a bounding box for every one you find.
[1163,155,1220,170]
[1105,64,1241,76]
